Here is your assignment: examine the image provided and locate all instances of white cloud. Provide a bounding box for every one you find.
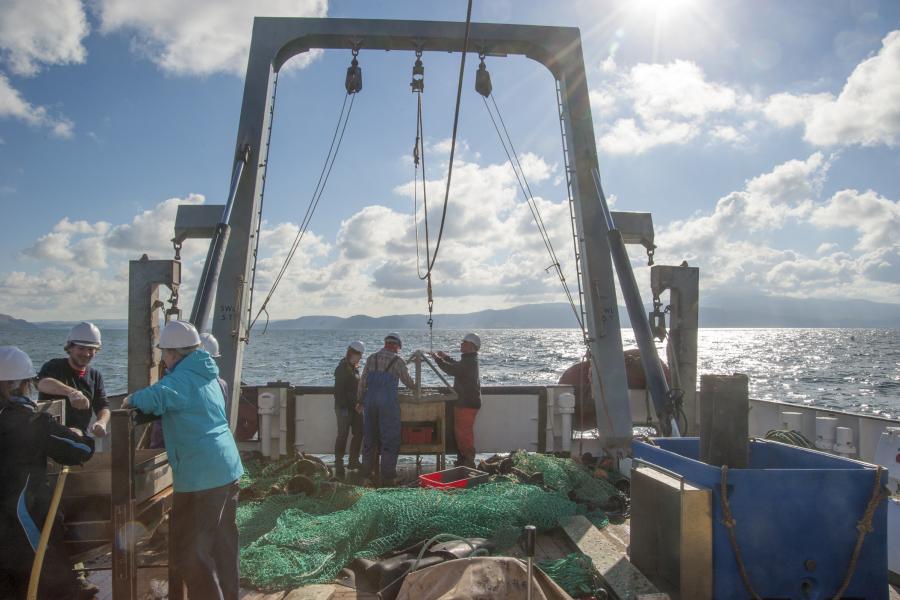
[106,194,205,254]
[592,59,754,155]
[628,60,739,121]
[763,30,900,147]
[10,148,894,321]
[6,149,585,320]
[762,92,832,128]
[23,193,206,272]
[594,30,900,154]
[54,217,111,235]
[23,232,76,263]
[0,0,89,76]
[599,117,697,155]
[94,0,328,76]
[653,154,899,302]
[810,189,900,251]
[0,73,74,137]
[709,125,746,144]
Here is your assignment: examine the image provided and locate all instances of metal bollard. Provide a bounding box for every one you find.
[525,525,536,600]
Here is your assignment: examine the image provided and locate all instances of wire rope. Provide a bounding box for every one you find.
[480,87,617,435]
[249,91,357,332]
[421,0,474,278]
[480,94,585,333]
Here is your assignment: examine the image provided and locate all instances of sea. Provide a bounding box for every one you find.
[3,327,899,417]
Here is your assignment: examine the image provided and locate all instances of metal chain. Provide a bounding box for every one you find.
[646,244,656,266]
[166,239,182,322]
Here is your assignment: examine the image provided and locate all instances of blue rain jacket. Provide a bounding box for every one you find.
[129,349,243,492]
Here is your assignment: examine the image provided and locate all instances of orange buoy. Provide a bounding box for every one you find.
[558,349,670,429]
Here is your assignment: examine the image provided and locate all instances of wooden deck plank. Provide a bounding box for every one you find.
[280,584,378,599]
[561,516,665,600]
[240,590,287,599]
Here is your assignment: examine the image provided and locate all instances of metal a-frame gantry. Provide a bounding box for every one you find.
[198,17,636,451]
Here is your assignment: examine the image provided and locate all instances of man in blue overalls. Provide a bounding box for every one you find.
[357,332,415,486]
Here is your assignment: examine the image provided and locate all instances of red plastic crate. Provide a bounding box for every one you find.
[401,423,435,444]
[419,466,490,489]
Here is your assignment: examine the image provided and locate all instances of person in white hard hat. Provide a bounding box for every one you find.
[430,332,482,468]
[358,332,416,486]
[0,346,96,600]
[37,321,110,438]
[200,332,230,399]
[333,341,365,479]
[150,331,229,451]
[123,320,243,600]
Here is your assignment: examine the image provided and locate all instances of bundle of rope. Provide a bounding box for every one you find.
[763,428,814,448]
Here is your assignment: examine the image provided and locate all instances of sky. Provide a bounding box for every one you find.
[0,0,898,323]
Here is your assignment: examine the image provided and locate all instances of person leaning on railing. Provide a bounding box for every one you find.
[123,320,243,600]
[430,332,482,469]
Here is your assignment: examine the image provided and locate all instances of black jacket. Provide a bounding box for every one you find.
[434,352,481,409]
[333,358,360,410]
[0,395,95,598]
[38,358,109,432]
[0,395,95,520]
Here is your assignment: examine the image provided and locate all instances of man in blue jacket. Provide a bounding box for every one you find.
[125,321,243,600]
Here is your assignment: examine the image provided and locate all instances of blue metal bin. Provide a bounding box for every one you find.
[633,437,887,600]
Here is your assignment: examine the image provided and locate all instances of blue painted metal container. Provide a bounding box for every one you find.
[633,437,887,600]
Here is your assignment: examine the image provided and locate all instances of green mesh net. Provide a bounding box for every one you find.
[237,452,624,592]
[538,552,600,598]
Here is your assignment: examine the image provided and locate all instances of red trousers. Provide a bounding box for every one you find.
[454,407,479,466]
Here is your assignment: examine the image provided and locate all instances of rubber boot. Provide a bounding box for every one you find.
[334,457,345,480]
[348,435,363,470]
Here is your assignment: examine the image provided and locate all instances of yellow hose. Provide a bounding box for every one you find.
[27,466,70,600]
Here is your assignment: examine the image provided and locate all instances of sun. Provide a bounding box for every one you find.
[631,0,698,19]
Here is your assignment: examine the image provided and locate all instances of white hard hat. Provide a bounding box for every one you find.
[67,322,102,348]
[159,320,202,349]
[200,332,221,357]
[348,340,365,354]
[0,346,35,381]
[463,332,481,350]
[384,332,402,348]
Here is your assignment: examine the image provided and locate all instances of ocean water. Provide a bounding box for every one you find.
[2,328,898,417]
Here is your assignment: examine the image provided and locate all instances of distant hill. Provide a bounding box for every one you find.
[0,313,38,331]
[268,303,583,330]
[700,293,900,328]
[7,295,899,332]
[34,319,128,330]
[270,297,900,330]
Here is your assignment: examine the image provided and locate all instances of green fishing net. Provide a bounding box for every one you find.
[538,552,600,598]
[237,452,623,591]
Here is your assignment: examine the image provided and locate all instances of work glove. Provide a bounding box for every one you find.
[92,421,108,438]
[68,389,90,410]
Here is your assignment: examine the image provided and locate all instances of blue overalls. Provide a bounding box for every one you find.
[361,357,402,482]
